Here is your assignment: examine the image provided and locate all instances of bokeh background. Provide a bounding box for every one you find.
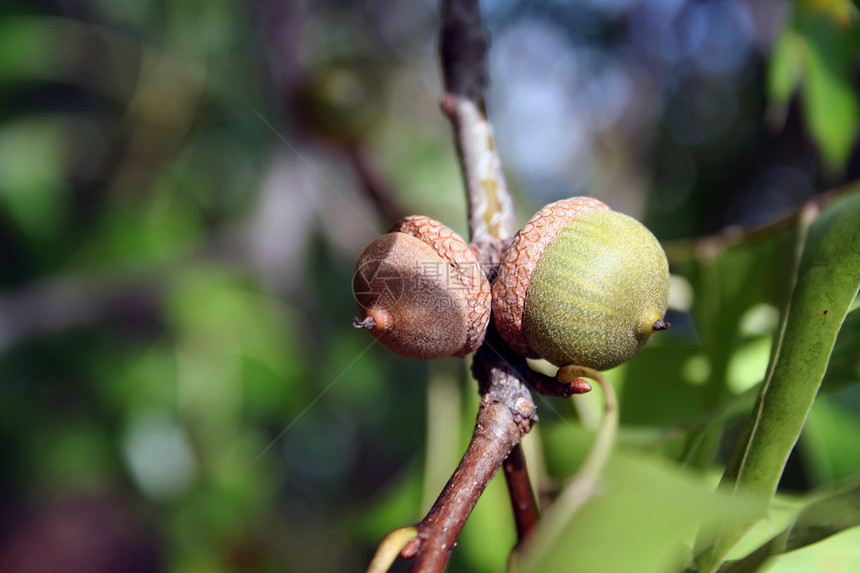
[1,1,859,572]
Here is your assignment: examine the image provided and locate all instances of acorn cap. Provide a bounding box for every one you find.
[353,216,491,359]
[492,197,609,357]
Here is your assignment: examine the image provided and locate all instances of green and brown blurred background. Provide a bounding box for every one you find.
[1,1,859,572]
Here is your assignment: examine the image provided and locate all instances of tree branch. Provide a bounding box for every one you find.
[347,146,406,224]
[439,0,515,242]
[439,0,487,104]
[408,326,537,571]
[368,2,538,571]
[409,398,531,571]
[503,443,539,544]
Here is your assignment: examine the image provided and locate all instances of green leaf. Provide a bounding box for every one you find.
[800,394,860,486]
[519,452,759,573]
[667,215,799,400]
[796,3,860,170]
[0,119,67,241]
[0,17,55,81]
[768,527,860,572]
[768,27,804,106]
[617,338,705,427]
[165,266,305,437]
[665,211,800,469]
[697,189,860,570]
[820,305,860,391]
[784,485,860,552]
[718,482,860,573]
[352,464,424,543]
[765,2,860,170]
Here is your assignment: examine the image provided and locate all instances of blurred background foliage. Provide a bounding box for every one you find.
[0,0,858,572]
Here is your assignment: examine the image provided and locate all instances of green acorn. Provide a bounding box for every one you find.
[492,197,670,372]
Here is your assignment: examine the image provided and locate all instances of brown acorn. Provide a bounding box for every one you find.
[353,216,491,360]
[492,197,670,372]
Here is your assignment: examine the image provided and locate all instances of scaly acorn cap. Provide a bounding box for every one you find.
[493,197,610,357]
[353,216,491,359]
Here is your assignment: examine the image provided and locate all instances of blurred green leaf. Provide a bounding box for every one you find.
[353,464,424,543]
[821,305,860,391]
[0,16,141,102]
[783,484,860,552]
[768,27,804,106]
[668,218,798,401]
[75,193,203,268]
[98,341,179,414]
[0,119,66,241]
[666,208,800,468]
[122,411,198,501]
[0,17,55,80]
[520,452,759,573]
[774,1,860,170]
[800,394,860,486]
[30,424,115,490]
[422,361,466,511]
[719,482,860,573]
[166,266,303,421]
[617,338,705,426]
[375,116,466,236]
[800,15,860,169]
[726,336,773,395]
[535,404,592,480]
[699,189,860,570]
[766,527,860,572]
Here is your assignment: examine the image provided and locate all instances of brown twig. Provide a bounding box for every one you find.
[439,0,515,242]
[503,443,539,544]
[407,324,536,571]
[0,271,166,352]
[410,397,534,571]
[439,0,487,104]
[369,2,537,571]
[348,146,406,224]
[405,2,537,570]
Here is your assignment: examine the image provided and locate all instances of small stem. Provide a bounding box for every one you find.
[366,527,419,573]
[662,186,845,265]
[353,316,376,330]
[522,365,592,397]
[503,442,539,544]
[348,146,406,224]
[554,367,618,517]
[519,367,619,562]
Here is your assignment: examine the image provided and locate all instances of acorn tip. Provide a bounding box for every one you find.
[353,316,376,330]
